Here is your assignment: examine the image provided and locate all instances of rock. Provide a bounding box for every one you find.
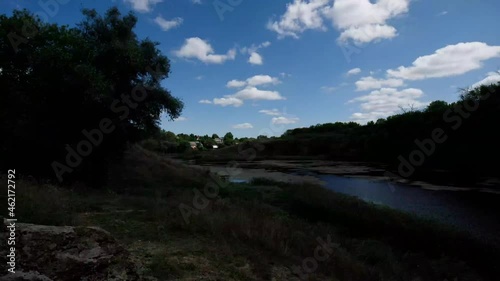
[1,220,141,281]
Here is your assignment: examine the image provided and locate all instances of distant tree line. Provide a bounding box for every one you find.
[142,130,261,153]
[278,83,500,185]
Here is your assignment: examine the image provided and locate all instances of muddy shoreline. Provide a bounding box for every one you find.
[176,158,500,195]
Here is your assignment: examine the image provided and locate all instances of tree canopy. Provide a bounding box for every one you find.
[223,132,234,145]
[0,8,183,186]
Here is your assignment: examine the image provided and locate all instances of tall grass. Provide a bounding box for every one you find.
[8,147,498,280]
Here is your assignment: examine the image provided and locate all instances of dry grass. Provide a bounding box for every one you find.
[9,146,498,281]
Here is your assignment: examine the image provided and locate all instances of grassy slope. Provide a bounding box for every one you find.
[4,145,499,281]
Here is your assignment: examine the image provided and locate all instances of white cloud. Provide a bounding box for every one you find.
[348,87,428,123]
[325,0,409,44]
[355,76,404,91]
[154,16,183,31]
[267,0,329,38]
[174,37,236,64]
[280,72,291,78]
[437,11,448,16]
[195,75,204,80]
[241,41,271,65]
[268,0,410,43]
[226,79,247,88]
[213,97,243,107]
[338,24,397,44]
[346,67,361,76]
[174,116,187,121]
[226,75,281,88]
[241,41,272,54]
[212,87,284,107]
[249,52,263,65]
[215,75,284,107]
[261,41,271,48]
[233,123,254,129]
[471,72,500,89]
[233,87,284,101]
[247,75,281,87]
[259,109,281,116]
[124,0,162,12]
[199,99,212,104]
[387,42,500,80]
[272,116,300,124]
[192,0,202,4]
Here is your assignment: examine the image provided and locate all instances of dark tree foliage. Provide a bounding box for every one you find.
[0,8,183,186]
[223,132,234,146]
[278,83,500,185]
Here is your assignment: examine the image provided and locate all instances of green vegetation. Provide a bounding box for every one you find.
[2,6,499,281]
[0,8,183,186]
[198,83,500,186]
[3,145,498,280]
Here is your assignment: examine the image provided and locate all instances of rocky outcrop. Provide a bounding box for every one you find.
[1,220,141,281]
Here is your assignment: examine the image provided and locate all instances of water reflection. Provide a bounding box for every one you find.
[317,174,500,244]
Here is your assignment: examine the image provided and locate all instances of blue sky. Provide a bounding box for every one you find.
[2,0,500,138]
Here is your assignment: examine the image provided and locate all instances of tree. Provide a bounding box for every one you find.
[159,130,177,142]
[223,132,234,145]
[212,133,219,139]
[425,100,449,113]
[202,138,216,148]
[0,8,183,186]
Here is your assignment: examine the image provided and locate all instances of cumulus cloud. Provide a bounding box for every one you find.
[213,97,244,107]
[268,0,409,44]
[259,109,282,116]
[241,41,271,65]
[124,0,162,13]
[226,75,281,88]
[247,75,281,87]
[226,80,247,88]
[355,76,404,91]
[199,99,212,104]
[154,16,183,31]
[348,87,428,123]
[232,87,284,101]
[338,24,397,44]
[233,123,254,129]
[267,0,329,38]
[346,67,361,76]
[471,72,500,89]
[174,37,236,64]
[324,0,409,44]
[271,116,300,124]
[387,42,500,80]
[248,52,263,65]
[213,75,285,107]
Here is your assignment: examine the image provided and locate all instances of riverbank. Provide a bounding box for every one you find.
[177,157,500,195]
[4,146,499,280]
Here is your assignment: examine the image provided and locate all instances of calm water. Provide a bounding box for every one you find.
[212,162,500,244]
[314,173,500,244]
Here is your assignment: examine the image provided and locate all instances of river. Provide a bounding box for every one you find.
[194,160,500,246]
